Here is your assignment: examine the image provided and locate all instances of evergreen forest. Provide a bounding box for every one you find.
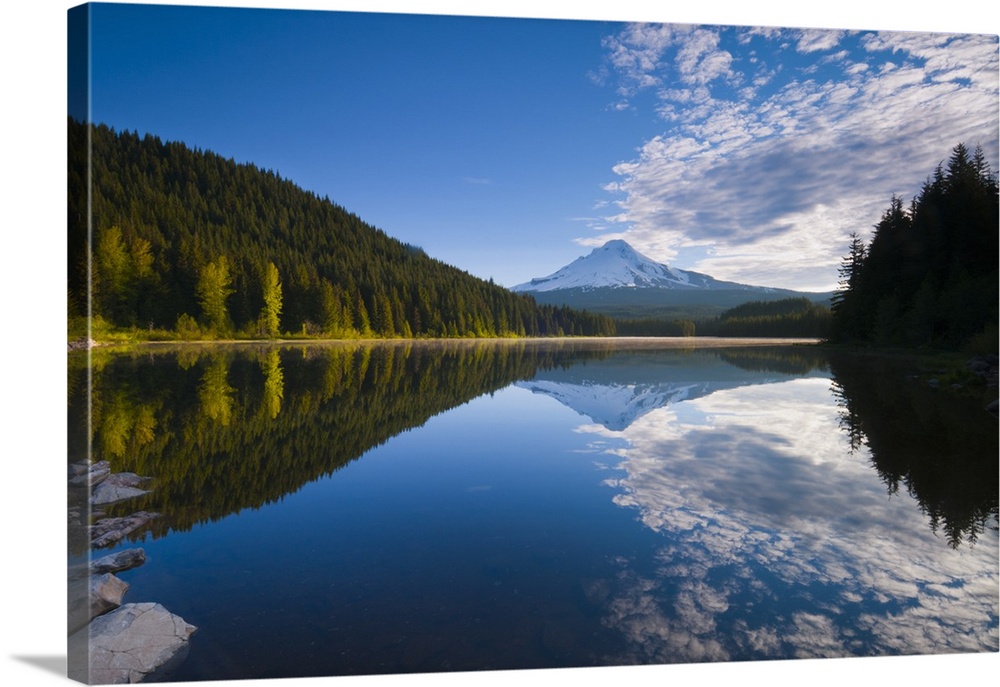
[698,297,832,338]
[614,297,831,338]
[830,143,998,350]
[67,119,616,341]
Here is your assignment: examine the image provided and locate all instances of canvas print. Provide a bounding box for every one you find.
[67,2,998,684]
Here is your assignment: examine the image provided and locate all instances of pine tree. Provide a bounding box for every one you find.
[830,143,998,348]
[830,231,867,341]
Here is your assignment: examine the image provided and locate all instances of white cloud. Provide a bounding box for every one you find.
[675,28,736,85]
[795,29,847,53]
[601,23,678,94]
[594,24,999,290]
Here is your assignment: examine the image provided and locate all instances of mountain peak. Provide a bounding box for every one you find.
[593,239,645,261]
[600,238,631,250]
[512,239,724,292]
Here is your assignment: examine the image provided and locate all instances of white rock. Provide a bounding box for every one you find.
[68,573,130,635]
[73,602,197,684]
[89,573,129,618]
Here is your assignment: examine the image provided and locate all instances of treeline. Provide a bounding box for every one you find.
[614,297,830,338]
[699,297,831,337]
[67,119,615,340]
[830,143,998,350]
[614,317,696,337]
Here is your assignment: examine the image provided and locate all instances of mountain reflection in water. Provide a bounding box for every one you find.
[68,341,998,677]
[516,348,830,430]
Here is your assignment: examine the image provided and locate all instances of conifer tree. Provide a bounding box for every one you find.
[830,143,998,348]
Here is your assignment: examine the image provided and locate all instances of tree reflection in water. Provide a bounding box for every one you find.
[829,352,998,548]
[68,341,618,547]
[69,343,998,551]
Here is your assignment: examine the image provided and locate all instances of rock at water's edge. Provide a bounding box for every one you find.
[90,548,147,575]
[70,460,111,488]
[88,471,152,506]
[69,573,130,635]
[72,602,197,684]
[92,482,150,507]
[91,512,159,548]
[89,573,129,619]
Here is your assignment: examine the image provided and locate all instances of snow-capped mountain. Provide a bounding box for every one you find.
[511,239,764,293]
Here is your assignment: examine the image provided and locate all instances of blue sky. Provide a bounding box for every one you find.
[73,2,998,291]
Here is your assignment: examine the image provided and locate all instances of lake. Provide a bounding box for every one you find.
[67,339,998,681]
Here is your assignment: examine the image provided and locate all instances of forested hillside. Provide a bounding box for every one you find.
[830,143,998,350]
[614,297,831,338]
[67,119,615,340]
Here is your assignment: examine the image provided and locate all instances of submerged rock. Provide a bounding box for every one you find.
[72,602,197,684]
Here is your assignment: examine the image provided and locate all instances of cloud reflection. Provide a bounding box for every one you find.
[579,378,998,662]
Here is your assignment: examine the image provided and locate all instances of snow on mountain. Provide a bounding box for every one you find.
[511,239,757,293]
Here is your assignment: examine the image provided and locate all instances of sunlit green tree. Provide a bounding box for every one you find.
[260,262,283,338]
[197,255,235,336]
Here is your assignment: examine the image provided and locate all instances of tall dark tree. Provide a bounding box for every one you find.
[830,143,998,349]
[829,231,867,342]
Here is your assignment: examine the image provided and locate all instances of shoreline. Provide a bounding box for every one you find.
[71,335,825,351]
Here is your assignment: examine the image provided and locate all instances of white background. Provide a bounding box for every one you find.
[2,2,997,686]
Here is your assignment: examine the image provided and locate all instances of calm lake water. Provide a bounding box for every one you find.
[68,339,998,680]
